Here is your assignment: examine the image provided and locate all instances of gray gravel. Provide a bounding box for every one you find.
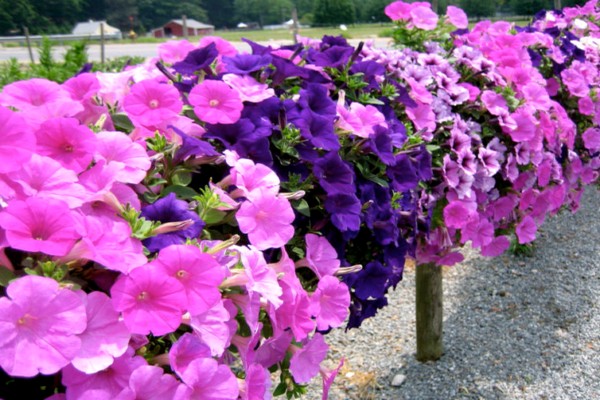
[305,187,600,400]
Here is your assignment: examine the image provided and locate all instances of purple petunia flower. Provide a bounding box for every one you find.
[313,151,355,194]
[324,192,361,232]
[140,193,204,252]
[222,54,272,75]
[172,43,218,76]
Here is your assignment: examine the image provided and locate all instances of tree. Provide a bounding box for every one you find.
[138,0,208,32]
[313,0,356,25]
[509,0,552,15]
[234,0,294,27]
[460,0,497,18]
[203,0,235,28]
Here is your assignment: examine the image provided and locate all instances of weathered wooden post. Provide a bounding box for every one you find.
[432,0,439,14]
[554,0,562,10]
[291,7,299,44]
[415,263,443,361]
[182,15,188,39]
[100,22,105,67]
[23,26,34,64]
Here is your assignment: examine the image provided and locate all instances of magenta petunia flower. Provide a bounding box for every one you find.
[71,291,131,374]
[0,275,86,377]
[0,197,80,256]
[94,131,151,184]
[272,280,315,341]
[123,80,183,127]
[238,245,283,308]
[152,244,226,314]
[230,158,280,197]
[446,5,468,29]
[410,5,439,30]
[222,74,276,103]
[297,233,340,278]
[158,40,197,64]
[35,117,98,173]
[111,263,187,335]
[199,36,238,57]
[5,153,87,208]
[290,333,329,384]
[189,299,233,357]
[311,276,350,331]
[384,1,412,21]
[236,189,295,250]
[169,332,212,378]
[62,347,147,400]
[0,106,35,173]
[443,200,476,229]
[174,358,239,400]
[189,79,243,124]
[115,365,181,400]
[516,215,537,244]
[240,364,272,400]
[582,127,600,152]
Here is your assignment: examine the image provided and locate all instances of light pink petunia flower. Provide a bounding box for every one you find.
[111,263,187,335]
[0,275,86,377]
[240,364,272,400]
[35,117,98,173]
[230,158,281,197]
[236,189,295,250]
[446,6,468,29]
[516,215,537,244]
[114,365,181,400]
[158,40,197,64]
[410,5,439,30]
[297,233,340,278]
[174,358,239,400]
[311,276,350,331]
[190,299,234,357]
[222,74,276,103]
[0,106,35,173]
[123,80,183,127]
[199,36,238,57]
[152,244,226,314]
[384,1,412,21]
[71,291,131,374]
[94,131,151,184]
[0,197,80,256]
[337,102,386,138]
[169,332,212,378]
[189,79,243,124]
[62,347,147,400]
[290,334,329,384]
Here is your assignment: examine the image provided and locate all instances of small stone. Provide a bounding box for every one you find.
[391,374,406,387]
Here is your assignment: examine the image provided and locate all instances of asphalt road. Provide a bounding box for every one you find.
[0,38,392,63]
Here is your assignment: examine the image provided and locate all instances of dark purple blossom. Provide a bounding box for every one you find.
[298,84,336,117]
[386,154,419,192]
[313,151,355,194]
[171,126,218,163]
[324,192,361,232]
[172,43,218,75]
[350,61,385,90]
[346,297,388,329]
[309,46,354,68]
[141,193,204,252]
[222,54,272,75]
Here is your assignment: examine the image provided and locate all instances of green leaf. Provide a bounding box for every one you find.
[163,185,198,199]
[172,171,192,186]
[0,266,16,287]
[292,199,310,217]
[111,113,135,133]
[202,209,227,225]
[273,382,287,397]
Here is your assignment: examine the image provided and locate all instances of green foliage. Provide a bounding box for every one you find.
[460,0,497,18]
[137,0,208,33]
[233,0,294,27]
[509,0,552,15]
[313,0,356,25]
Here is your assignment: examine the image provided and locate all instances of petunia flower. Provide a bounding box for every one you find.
[516,215,537,244]
[222,74,275,103]
[123,80,183,127]
[35,117,98,174]
[158,40,197,64]
[0,197,80,256]
[62,347,147,400]
[446,5,468,29]
[94,131,151,184]
[289,334,329,384]
[236,189,295,250]
[296,233,340,278]
[189,299,235,357]
[174,358,239,400]
[189,79,243,124]
[140,193,204,253]
[0,275,86,377]
[111,263,187,335]
[240,364,272,400]
[168,333,212,378]
[311,276,350,331]
[0,106,35,173]
[152,244,226,315]
[114,365,181,400]
[71,291,131,374]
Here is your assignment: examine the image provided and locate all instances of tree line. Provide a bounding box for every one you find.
[0,0,590,36]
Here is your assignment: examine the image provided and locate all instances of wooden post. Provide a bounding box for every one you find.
[291,7,299,44]
[554,0,562,9]
[431,0,438,14]
[182,15,188,39]
[100,22,105,66]
[23,26,34,64]
[416,263,444,361]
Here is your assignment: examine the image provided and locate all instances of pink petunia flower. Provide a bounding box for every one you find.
[123,80,183,127]
[94,131,151,184]
[169,332,212,378]
[384,1,412,21]
[71,291,131,374]
[158,40,197,64]
[4,153,87,208]
[114,365,181,400]
[240,364,272,400]
[199,36,238,57]
[582,127,600,152]
[0,197,80,256]
[296,233,340,278]
[481,235,511,257]
[0,275,86,377]
[111,263,187,335]
[410,5,439,30]
[189,299,234,357]
[152,244,226,314]
[174,358,239,400]
[62,347,147,400]
[337,102,386,138]
[237,245,283,308]
[188,79,243,124]
[271,280,315,341]
[311,276,350,331]
[236,189,295,250]
[446,6,468,29]
[222,74,276,103]
[229,157,281,197]
[516,215,537,244]
[290,333,329,384]
[35,117,98,173]
[0,106,35,173]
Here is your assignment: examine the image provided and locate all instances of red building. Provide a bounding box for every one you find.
[152,19,215,38]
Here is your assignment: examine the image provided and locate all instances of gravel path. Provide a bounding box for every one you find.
[306,187,600,400]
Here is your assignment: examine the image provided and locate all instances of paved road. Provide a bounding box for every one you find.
[0,38,392,63]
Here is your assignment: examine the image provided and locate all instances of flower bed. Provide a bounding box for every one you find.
[0,1,599,398]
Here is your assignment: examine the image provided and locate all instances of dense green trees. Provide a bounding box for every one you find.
[0,0,595,36]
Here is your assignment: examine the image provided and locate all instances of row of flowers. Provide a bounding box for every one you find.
[1,1,599,398]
